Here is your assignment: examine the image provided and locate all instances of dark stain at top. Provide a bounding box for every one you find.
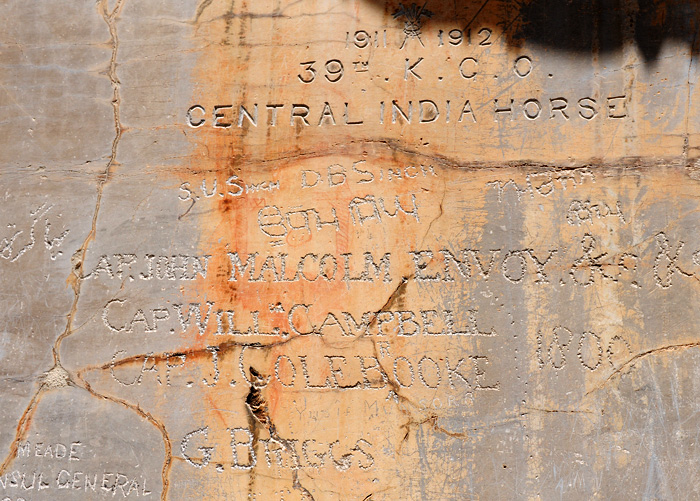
[367,0,700,62]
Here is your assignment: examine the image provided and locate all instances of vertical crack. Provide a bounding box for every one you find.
[53,0,124,362]
[77,374,173,500]
[683,29,698,161]
[0,389,43,475]
[0,3,174,500]
[244,368,315,500]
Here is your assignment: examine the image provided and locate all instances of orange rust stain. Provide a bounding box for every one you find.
[168,2,448,497]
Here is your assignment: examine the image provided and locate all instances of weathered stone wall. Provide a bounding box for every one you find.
[0,1,699,499]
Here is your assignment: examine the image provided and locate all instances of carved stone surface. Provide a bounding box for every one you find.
[1,0,699,499]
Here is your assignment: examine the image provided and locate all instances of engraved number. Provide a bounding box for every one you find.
[353,30,370,48]
[449,29,463,46]
[478,28,492,46]
[347,30,386,49]
[439,27,494,48]
[298,61,317,83]
[324,60,344,82]
[299,60,344,84]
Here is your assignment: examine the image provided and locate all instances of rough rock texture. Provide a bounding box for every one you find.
[1,0,699,499]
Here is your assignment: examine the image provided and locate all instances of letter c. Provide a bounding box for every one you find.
[288,304,316,336]
[186,105,205,127]
[102,299,127,332]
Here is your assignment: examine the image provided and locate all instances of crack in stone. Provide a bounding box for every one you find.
[75,373,173,500]
[522,407,596,415]
[243,367,315,500]
[245,367,273,429]
[418,177,447,249]
[0,0,127,476]
[192,0,215,24]
[359,275,447,446]
[683,30,698,160]
[0,3,176,500]
[174,137,688,175]
[193,2,346,27]
[53,0,124,362]
[0,388,44,475]
[292,469,316,501]
[71,272,516,478]
[585,341,700,396]
[358,274,517,446]
[401,415,472,441]
[77,336,308,378]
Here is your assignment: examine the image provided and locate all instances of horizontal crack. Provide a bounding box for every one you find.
[522,406,597,415]
[77,335,308,379]
[586,341,700,396]
[168,138,694,175]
